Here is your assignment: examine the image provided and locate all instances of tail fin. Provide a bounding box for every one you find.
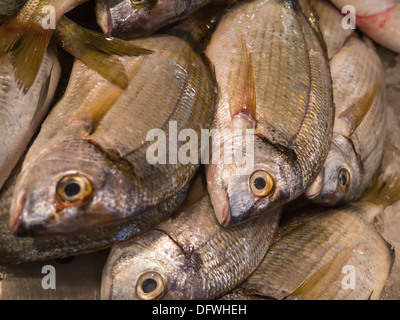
[54,17,153,90]
[0,17,53,92]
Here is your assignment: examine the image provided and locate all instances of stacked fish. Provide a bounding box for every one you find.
[0,0,399,300]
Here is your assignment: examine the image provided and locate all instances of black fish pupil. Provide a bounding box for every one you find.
[64,182,81,197]
[339,170,347,186]
[142,278,157,293]
[254,177,267,190]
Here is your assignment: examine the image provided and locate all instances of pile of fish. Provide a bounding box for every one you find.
[0,0,399,300]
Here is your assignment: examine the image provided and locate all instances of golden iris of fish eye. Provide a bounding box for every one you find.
[56,174,92,205]
[136,272,165,300]
[249,170,275,198]
[130,0,157,9]
[338,168,351,187]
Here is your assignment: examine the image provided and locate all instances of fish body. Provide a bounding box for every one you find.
[205,0,333,226]
[0,46,61,190]
[0,162,194,265]
[10,35,216,237]
[101,196,281,300]
[95,0,218,38]
[305,1,386,206]
[240,201,393,300]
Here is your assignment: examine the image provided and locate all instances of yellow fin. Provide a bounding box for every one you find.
[54,16,152,90]
[228,36,257,123]
[338,81,381,135]
[288,246,355,300]
[73,57,145,130]
[361,174,400,208]
[0,17,53,92]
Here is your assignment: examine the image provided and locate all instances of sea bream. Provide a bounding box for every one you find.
[9,35,216,237]
[305,0,387,206]
[205,0,334,227]
[101,196,282,300]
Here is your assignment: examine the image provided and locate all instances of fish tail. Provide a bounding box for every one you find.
[0,17,53,92]
[361,174,400,208]
[54,17,153,90]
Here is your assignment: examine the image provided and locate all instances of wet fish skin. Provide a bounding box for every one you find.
[10,35,216,237]
[205,0,333,227]
[240,201,393,300]
[305,26,386,205]
[101,196,282,300]
[0,46,61,190]
[0,160,193,265]
[95,0,217,38]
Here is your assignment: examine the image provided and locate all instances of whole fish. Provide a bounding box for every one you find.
[0,0,152,91]
[305,4,386,206]
[95,0,236,39]
[240,177,398,300]
[205,0,334,227]
[9,35,216,237]
[101,196,281,300]
[0,162,206,264]
[0,45,61,190]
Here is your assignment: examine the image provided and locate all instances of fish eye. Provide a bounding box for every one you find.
[338,168,350,187]
[130,0,157,9]
[249,170,275,198]
[56,174,92,206]
[136,272,165,300]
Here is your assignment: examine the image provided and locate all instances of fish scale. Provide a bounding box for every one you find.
[101,196,281,300]
[205,0,333,226]
[9,34,216,236]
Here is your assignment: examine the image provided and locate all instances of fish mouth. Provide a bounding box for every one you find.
[209,188,231,227]
[9,191,26,236]
[304,170,324,200]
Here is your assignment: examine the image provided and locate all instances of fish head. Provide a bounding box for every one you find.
[95,0,175,38]
[305,135,362,206]
[101,230,190,300]
[10,140,140,236]
[206,136,301,227]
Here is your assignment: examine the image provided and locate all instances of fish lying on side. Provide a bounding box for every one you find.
[100,196,282,300]
[329,0,400,54]
[305,0,387,206]
[240,176,397,300]
[205,0,334,227]
[0,161,206,265]
[0,45,61,190]
[95,0,236,39]
[0,0,152,91]
[9,34,216,237]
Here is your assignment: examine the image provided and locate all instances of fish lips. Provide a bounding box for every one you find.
[10,193,123,237]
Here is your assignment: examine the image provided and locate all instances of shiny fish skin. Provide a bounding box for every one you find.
[101,196,282,300]
[0,162,189,265]
[95,0,219,38]
[308,0,354,59]
[0,46,61,190]
[240,202,393,300]
[10,35,216,237]
[305,32,386,205]
[205,0,333,227]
